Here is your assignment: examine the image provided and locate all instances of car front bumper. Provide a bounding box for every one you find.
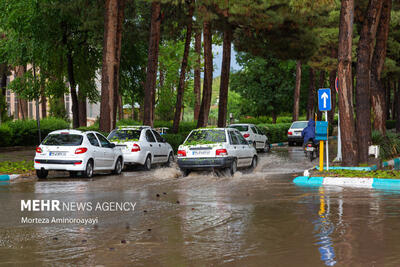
[177,157,234,170]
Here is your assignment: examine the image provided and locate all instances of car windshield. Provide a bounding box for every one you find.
[42,134,83,146]
[291,122,308,129]
[108,130,141,141]
[185,130,226,145]
[229,125,248,132]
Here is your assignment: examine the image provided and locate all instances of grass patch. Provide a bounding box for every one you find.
[0,160,35,175]
[316,169,400,179]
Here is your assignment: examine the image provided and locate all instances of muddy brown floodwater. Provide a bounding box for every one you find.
[1,147,400,266]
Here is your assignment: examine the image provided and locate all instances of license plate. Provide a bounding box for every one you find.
[49,152,66,156]
[192,151,210,156]
[305,147,315,152]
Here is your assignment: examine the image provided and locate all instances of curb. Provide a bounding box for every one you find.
[316,166,378,171]
[0,174,20,181]
[293,176,400,189]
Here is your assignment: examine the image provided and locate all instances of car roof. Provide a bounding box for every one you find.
[229,124,254,127]
[116,125,151,131]
[193,128,229,131]
[49,129,84,135]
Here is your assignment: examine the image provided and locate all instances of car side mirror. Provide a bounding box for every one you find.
[161,137,166,143]
[109,143,116,148]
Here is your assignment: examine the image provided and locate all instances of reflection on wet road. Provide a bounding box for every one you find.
[1,147,400,266]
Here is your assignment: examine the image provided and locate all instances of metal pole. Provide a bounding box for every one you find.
[320,140,324,171]
[325,111,329,171]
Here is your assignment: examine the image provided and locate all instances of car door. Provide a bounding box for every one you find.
[250,125,262,149]
[255,126,267,145]
[96,133,115,168]
[235,131,254,167]
[228,130,245,167]
[152,130,168,162]
[86,133,103,169]
[145,130,159,163]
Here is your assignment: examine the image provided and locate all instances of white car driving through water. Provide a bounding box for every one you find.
[34,129,124,179]
[107,126,174,170]
[177,128,257,176]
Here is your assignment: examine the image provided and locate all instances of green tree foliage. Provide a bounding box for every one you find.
[230,52,296,122]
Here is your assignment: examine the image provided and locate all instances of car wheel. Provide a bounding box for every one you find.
[83,160,94,178]
[69,171,78,178]
[181,169,190,177]
[112,157,123,175]
[226,159,237,177]
[250,156,258,170]
[288,141,293,147]
[36,169,48,179]
[264,141,271,153]
[144,155,152,171]
[165,153,173,167]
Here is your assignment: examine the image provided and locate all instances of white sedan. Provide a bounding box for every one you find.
[177,128,257,176]
[229,124,270,152]
[107,126,174,170]
[34,129,124,179]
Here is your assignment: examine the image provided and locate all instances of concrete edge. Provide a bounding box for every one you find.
[316,166,378,171]
[293,176,400,189]
[0,174,20,181]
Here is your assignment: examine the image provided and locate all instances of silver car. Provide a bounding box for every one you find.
[287,121,308,146]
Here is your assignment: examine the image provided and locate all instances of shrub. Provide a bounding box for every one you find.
[4,117,70,146]
[257,123,292,143]
[0,124,12,147]
[372,130,400,160]
[163,133,187,153]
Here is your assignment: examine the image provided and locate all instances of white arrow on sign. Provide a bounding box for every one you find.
[321,92,329,108]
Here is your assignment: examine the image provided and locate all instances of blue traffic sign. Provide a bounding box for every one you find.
[318,89,331,111]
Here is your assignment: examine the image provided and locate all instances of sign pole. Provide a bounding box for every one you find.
[334,77,342,162]
[320,140,324,171]
[325,111,329,171]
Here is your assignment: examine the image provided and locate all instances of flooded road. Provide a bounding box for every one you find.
[1,147,400,266]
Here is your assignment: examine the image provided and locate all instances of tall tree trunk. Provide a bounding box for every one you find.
[217,26,233,128]
[355,0,382,163]
[292,60,302,121]
[172,1,194,133]
[197,21,213,128]
[67,50,80,128]
[392,81,396,120]
[328,69,336,124]
[114,0,125,125]
[143,2,161,127]
[16,66,28,120]
[100,0,124,132]
[118,94,123,120]
[386,81,391,120]
[78,90,87,127]
[0,64,6,96]
[40,86,47,118]
[194,30,202,121]
[338,0,358,166]
[371,0,391,135]
[306,67,315,120]
[397,79,400,133]
[317,70,325,121]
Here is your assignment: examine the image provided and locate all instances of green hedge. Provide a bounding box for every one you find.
[257,123,292,144]
[163,133,187,153]
[0,117,70,147]
[372,131,400,160]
